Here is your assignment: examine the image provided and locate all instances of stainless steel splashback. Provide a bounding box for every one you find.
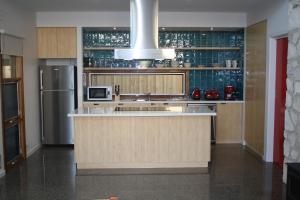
[114,0,175,60]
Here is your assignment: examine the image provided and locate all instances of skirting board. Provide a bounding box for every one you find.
[244,142,264,161]
[77,167,209,175]
[26,143,42,158]
[0,169,5,178]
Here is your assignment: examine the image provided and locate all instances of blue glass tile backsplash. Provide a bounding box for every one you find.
[83,28,244,100]
[189,70,244,100]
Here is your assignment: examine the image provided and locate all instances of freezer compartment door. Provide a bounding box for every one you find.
[41,90,74,144]
[40,65,74,90]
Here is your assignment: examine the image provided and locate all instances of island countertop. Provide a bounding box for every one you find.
[68,105,216,117]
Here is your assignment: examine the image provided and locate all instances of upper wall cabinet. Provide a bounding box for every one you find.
[37,27,77,58]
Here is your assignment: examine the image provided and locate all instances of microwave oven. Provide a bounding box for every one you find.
[87,86,113,101]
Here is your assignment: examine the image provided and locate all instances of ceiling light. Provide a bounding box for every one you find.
[113,27,117,30]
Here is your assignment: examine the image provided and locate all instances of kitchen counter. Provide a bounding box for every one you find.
[83,99,244,106]
[70,105,213,171]
[69,105,216,117]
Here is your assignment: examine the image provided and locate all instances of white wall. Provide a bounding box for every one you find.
[247,0,288,162]
[36,11,247,27]
[0,0,40,176]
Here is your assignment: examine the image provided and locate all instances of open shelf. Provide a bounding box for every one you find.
[2,77,22,83]
[83,47,241,51]
[175,47,241,50]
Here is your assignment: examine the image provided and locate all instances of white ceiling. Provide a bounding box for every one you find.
[11,0,279,13]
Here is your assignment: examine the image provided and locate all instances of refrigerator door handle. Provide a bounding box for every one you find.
[40,69,44,90]
[40,91,45,142]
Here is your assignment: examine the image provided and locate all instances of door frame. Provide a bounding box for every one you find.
[263,34,288,162]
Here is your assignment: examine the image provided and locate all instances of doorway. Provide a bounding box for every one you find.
[273,37,288,166]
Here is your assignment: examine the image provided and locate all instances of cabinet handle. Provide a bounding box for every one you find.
[40,70,44,90]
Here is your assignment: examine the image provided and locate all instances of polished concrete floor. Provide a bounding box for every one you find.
[0,145,285,200]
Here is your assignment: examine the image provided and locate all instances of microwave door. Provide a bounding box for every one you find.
[88,88,109,100]
[92,88,106,98]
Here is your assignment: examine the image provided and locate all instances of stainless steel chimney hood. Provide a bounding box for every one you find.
[114,0,175,60]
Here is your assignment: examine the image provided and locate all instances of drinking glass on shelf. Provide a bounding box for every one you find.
[91,32,98,48]
[111,33,117,47]
[85,32,93,48]
[177,33,184,48]
[98,33,105,47]
[104,32,111,47]
[115,32,121,47]
[124,33,130,47]
[164,32,170,47]
[170,32,178,48]
[230,34,237,47]
[184,32,192,47]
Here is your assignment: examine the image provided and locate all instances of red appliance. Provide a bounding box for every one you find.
[192,88,201,100]
[205,89,220,100]
[224,86,236,100]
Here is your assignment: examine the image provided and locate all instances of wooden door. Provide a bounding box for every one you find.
[37,28,57,58]
[1,55,26,171]
[57,28,77,58]
[245,21,267,157]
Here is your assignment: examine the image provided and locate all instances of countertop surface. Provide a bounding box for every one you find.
[69,105,217,117]
[83,99,244,105]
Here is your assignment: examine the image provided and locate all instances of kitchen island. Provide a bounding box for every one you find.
[69,105,216,171]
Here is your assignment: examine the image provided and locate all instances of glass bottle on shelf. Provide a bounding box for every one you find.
[2,55,17,79]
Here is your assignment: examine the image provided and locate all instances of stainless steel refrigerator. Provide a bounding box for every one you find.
[40,65,77,145]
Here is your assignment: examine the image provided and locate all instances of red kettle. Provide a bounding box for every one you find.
[205,89,220,100]
[192,88,201,100]
[224,85,236,100]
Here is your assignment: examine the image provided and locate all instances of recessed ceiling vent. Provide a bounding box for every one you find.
[114,0,175,60]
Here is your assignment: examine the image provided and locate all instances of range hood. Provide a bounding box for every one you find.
[114,0,175,60]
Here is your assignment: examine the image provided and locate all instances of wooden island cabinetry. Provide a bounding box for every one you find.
[69,106,216,170]
[37,27,77,58]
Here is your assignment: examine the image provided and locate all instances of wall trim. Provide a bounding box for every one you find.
[0,169,5,178]
[245,142,264,161]
[26,144,41,158]
[264,37,277,162]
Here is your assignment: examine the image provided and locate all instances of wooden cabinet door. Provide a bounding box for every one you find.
[90,74,184,95]
[216,103,243,144]
[245,21,267,157]
[37,28,57,58]
[56,28,77,58]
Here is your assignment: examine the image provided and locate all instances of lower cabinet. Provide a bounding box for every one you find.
[216,103,243,144]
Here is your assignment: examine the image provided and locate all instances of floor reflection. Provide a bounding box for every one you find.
[0,145,285,200]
